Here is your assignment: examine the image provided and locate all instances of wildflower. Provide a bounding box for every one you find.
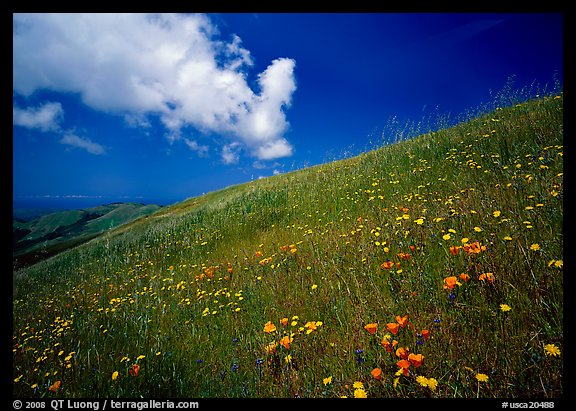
[263,321,276,333]
[129,364,140,377]
[421,329,429,340]
[395,347,409,359]
[396,315,409,328]
[500,304,511,312]
[449,246,461,255]
[478,272,495,284]
[463,241,486,254]
[442,234,451,241]
[48,380,61,393]
[232,362,239,372]
[279,335,293,349]
[136,355,145,361]
[381,261,394,270]
[476,373,489,382]
[364,323,378,335]
[284,355,292,364]
[265,341,278,354]
[353,381,364,389]
[544,344,561,357]
[280,317,289,326]
[355,349,366,363]
[503,236,512,241]
[416,375,428,387]
[397,252,411,260]
[371,367,382,380]
[311,284,318,290]
[354,388,367,398]
[530,243,541,251]
[386,322,400,335]
[381,335,397,352]
[255,358,264,367]
[414,218,424,225]
[459,273,470,282]
[474,227,482,232]
[396,359,411,376]
[408,353,424,367]
[443,276,461,290]
[323,376,332,385]
[112,371,119,381]
[427,378,438,390]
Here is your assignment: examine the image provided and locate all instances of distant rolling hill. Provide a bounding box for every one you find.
[13,202,162,269]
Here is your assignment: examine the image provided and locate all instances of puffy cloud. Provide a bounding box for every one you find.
[13,13,297,161]
[183,138,209,157]
[13,102,63,132]
[60,134,106,155]
[221,142,242,165]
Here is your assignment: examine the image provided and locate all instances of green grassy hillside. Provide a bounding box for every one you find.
[13,203,162,269]
[13,94,563,398]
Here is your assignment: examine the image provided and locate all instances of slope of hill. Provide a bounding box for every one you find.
[13,203,162,269]
[13,95,563,399]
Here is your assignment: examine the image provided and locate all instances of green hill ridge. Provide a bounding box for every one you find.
[13,94,563,398]
[13,203,162,269]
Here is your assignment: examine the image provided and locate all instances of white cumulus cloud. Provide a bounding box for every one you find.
[13,13,297,161]
[13,102,63,132]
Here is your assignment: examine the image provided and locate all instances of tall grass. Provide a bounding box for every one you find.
[13,92,563,398]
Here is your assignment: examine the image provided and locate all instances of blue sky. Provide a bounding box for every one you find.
[12,12,564,209]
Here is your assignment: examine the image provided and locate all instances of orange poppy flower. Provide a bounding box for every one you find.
[386,322,400,335]
[381,261,394,269]
[279,335,293,349]
[48,380,61,393]
[280,317,289,326]
[371,367,382,380]
[396,359,411,376]
[381,338,392,352]
[396,315,408,328]
[364,323,378,335]
[449,246,461,255]
[263,321,276,333]
[129,364,140,377]
[395,346,409,359]
[443,276,461,290]
[397,252,411,260]
[463,241,486,254]
[479,272,495,284]
[408,353,424,368]
[421,329,429,340]
[459,273,470,282]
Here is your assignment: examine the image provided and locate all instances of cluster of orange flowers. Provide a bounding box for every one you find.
[262,317,321,355]
[449,241,487,256]
[443,271,495,290]
[364,315,427,378]
[379,244,416,271]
